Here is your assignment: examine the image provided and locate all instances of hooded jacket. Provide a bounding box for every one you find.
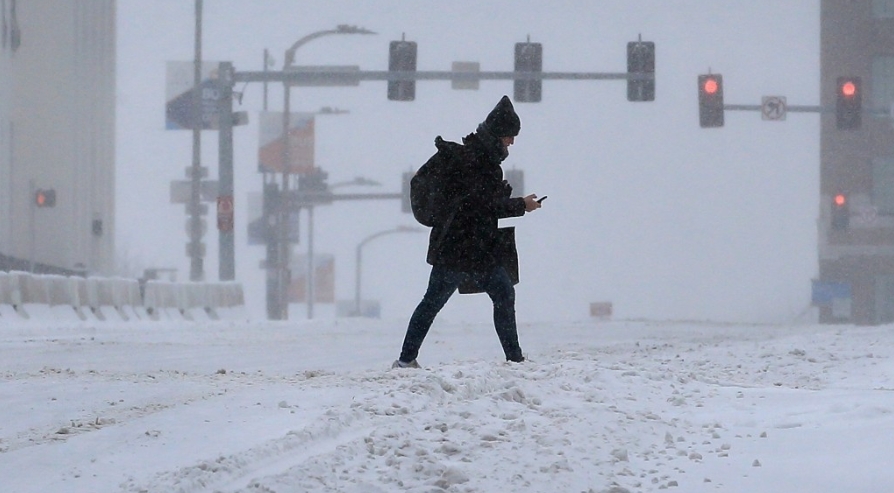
[425,96,526,271]
[425,131,526,271]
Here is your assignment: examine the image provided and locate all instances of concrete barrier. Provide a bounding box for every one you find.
[0,272,244,323]
[0,271,13,305]
[20,273,50,305]
[46,275,77,306]
[0,272,20,319]
[43,275,85,321]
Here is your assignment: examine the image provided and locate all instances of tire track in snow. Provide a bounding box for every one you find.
[122,407,376,493]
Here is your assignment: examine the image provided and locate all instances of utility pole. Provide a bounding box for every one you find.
[188,0,204,281]
[218,62,235,281]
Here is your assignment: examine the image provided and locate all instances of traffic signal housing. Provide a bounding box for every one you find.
[836,76,862,130]
[388,39,417,101]
[627,40,655,101]
[831,193,849,231]
[698,74,724,128]
[35,189,56,207]
[298,168,329,192]
[261,183,280,244]
[514,42,542,103]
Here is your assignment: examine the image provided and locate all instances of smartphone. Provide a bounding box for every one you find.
[536,195,548,203]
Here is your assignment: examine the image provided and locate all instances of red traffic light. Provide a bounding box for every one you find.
[836,76,862,130]
[698,74,724,128]
[35,189,56,207]
[831,193,849,230]
[834,193,847,207]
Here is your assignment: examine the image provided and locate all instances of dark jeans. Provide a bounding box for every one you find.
[399,264,524,363]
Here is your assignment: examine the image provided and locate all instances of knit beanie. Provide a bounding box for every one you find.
[482,95,521,137]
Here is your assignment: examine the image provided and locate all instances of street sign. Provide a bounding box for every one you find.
[855,205,879,226]
[169,180,218,204]
[258,112,315,174]
[185,202,209,216]
[811,280,851,304]
[451,61,480,90]
[185,218,207,237]
[289,254,335,303]
[761,96,787,121]
[284,65,360,86]
[165,61,222,130]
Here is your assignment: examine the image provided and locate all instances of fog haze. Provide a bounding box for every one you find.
[115,1,820,323]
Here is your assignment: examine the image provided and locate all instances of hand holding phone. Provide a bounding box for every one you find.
[524,194,545,212]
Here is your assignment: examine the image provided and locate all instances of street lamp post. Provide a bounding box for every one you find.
[275,24,375,321]
[303,176,381,319]
[354,226,423,316]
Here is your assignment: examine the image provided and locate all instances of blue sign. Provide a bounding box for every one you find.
[165,79,220,130]
[811,280,851,305]
[165,61,221,130]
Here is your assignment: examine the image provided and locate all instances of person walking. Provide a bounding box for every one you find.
[393,95,543,369]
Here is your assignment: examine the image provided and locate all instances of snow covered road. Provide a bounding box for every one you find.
[1,318,892,492]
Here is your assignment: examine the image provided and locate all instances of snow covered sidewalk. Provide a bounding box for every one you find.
[1,318,892,492]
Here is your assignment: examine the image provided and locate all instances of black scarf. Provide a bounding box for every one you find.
[470,124,509,163]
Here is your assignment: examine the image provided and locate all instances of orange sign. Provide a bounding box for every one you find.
[258,112,315,174]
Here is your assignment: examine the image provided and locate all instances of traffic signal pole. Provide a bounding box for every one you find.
[218,62,236,281]
[724,104,826,113]
[701,75,874,119]
[188,0,204,281]
[231,69,650,85]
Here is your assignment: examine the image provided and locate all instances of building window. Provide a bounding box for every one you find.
[874,0,894,18]
[873,157,894,214]
[871,56,894,116]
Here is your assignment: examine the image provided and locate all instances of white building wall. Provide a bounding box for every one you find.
[0,0,115,274]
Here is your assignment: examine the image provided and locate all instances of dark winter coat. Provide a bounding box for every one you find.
[425,131,526,272]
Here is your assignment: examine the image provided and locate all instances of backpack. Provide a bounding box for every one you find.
[410,136,464,227]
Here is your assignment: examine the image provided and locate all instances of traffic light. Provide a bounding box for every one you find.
[514,42,542,103]
[698,74,724,128]
[298,168,329,191]
[35,189,56,207]
[388,39,417,101]
[627,40,655,102]
[836,76,862,130]
[831,193,849,231]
